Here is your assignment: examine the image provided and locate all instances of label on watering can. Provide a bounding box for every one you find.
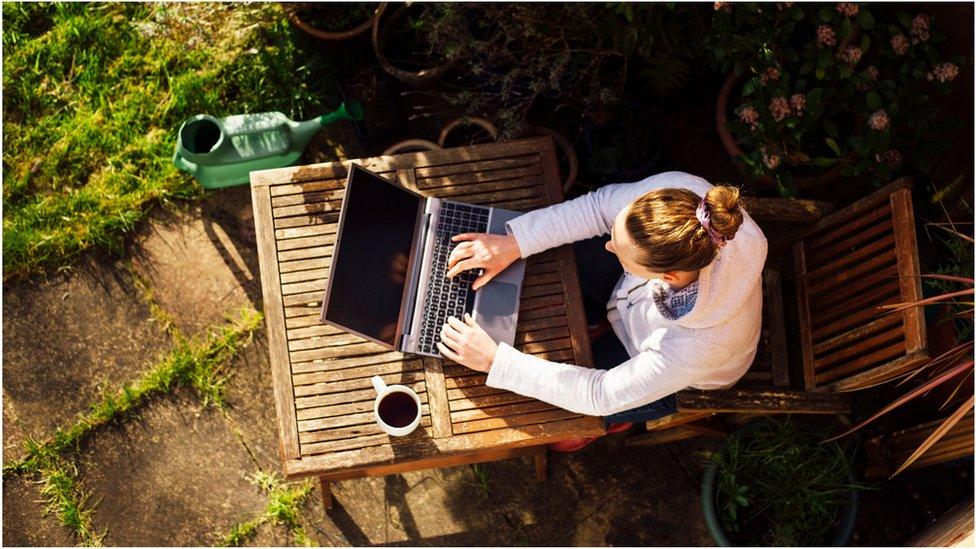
[222,113,289,158]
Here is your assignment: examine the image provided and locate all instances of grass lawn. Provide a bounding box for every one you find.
[2,2,339,279]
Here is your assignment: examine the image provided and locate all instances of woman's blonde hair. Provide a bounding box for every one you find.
[624,185,744,272]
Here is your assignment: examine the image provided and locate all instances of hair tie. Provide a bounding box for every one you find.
[696,198,727,248]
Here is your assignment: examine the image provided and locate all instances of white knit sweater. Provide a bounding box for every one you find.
[485,172,768,416]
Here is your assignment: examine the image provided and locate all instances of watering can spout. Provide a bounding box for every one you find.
[317,101,364,127]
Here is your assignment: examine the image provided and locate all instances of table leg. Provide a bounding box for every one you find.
[534,447,548,481]
[319,477,332,510]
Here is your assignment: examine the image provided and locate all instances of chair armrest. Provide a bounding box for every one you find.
[676,388,851,414]
[744,197,834,223]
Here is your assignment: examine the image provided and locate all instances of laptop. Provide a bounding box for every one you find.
[320,164,527,358]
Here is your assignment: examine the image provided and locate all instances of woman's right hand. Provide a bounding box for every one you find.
[446,233,522,291]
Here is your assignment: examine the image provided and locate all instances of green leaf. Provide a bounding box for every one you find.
[812,157,838,167]
[823,119,839,140]
[734,495,749,507]
[781,21,795,39]
[897,12,913,29]
[866,91,882,110]
[815,66,826,80]
[825,137,841,155]
[742,77,758,97]
[840,18,852,39]
[807,87,824,106]
[857,9,875,30]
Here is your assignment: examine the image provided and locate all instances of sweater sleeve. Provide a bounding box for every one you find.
[504,183,617,257]
[485,339,714,417]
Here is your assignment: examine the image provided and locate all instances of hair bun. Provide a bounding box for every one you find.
[704,185,743,241]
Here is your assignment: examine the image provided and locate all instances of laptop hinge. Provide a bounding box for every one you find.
[399,207,432,351]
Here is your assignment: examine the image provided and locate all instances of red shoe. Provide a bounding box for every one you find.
[549,436,600,453]
[548,423,634,453]
[605,422,633,434]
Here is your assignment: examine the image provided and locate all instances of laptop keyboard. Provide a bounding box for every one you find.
[416,202,491,355]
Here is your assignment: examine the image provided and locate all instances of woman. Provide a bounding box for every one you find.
[438,171,767,451]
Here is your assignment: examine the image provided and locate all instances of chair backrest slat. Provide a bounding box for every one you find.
[794,178,929,391]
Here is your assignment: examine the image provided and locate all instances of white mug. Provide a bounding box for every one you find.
[371,375,422,436]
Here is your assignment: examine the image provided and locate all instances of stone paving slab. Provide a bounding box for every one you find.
[222,331,281,473]
[130,189,261,337]
[2,261,172,446]
[74,389,267,546]
[243,521,295,547]
[2,476,75,547]
[478,435,717,546]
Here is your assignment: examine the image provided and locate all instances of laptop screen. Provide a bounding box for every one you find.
[322,166,422,347]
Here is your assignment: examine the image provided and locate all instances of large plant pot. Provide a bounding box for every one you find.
[701,419,860,546]
[373,3,456,88]
[286,3,381,42]
[716,71,846,193]
[581,110,663,187]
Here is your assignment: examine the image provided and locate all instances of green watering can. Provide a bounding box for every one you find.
[173,101,364,189]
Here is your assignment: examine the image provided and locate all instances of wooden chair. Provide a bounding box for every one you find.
[629,178,929,446]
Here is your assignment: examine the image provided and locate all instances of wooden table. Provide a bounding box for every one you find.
[250,137,604,506]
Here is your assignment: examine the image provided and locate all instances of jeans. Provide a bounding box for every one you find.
[573,236,679,428]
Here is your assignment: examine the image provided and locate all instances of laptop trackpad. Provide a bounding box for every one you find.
[476,282,518,347]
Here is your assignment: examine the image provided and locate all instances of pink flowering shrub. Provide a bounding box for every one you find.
[707,2,965,195]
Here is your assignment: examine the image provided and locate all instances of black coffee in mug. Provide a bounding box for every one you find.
[378,391,419,428]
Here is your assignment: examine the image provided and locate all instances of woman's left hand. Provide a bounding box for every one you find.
[437,314,498,373]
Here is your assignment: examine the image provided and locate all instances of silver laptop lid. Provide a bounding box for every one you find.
[320,165,426,349]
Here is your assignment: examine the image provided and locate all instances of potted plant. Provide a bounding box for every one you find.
[701,417,860,546]
[707,3,964,197]
[372,2,462,88]
[285,3,380,43]
[582,103,664,187]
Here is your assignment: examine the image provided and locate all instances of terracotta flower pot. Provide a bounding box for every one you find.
[715,71,846,192]
[373,3,456,88]
[286,3,381,42]
[382,139,442,156]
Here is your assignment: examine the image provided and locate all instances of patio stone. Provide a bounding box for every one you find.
[222,331,281,473]
[301,466,515,547]
[241,521,294,547]
[130,189,262,338]
[2,476,75,547]
[477,435,716,546]
[1,261,171,446]
[3,394,30,465]
[74,389,267,546]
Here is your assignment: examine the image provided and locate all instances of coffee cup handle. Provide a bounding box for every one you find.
[372,375,387,395]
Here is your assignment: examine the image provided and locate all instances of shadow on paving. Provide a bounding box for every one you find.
[128,184,263,338]
[73,389,267,546]
[2,259,172,452]
[292,435,717,547]
[2,476,76,547]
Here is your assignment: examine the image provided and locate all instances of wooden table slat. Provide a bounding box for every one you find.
[291,357,420,384]
[298,404,431,432]
[452,409,582,435]
[295,381,428,409]
[294,371,428,398]
[414,154,540,178]
[297,391,429,421]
